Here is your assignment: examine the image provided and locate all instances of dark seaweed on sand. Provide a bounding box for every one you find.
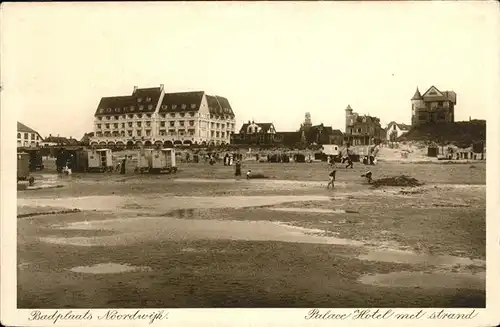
[372,175,424,188]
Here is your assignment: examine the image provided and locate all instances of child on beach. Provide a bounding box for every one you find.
[327,169,337,189]
[361,171,373,183]
[246,169,252,179]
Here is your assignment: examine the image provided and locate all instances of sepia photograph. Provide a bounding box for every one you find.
[1,1,499,325]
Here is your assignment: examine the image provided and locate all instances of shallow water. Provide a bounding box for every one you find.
[359,271,485,290]
[70,263,152,274]
[357,249,485,267]
[42,217,364,247]
[268,207,348,214]
[18,195,332,212]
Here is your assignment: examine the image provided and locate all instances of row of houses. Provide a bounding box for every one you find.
[17,122,80,148]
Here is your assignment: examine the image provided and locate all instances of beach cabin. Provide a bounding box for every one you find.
[152,148,177,173]
[17,152,31,181]
[136,148,177,173]
[87,149,113,172]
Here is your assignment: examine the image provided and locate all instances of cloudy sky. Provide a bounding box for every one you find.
[2,1,498,139]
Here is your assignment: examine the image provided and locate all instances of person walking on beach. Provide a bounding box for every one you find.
[342,144,354,169]
[246,169,252,180]
[327,169,337,189]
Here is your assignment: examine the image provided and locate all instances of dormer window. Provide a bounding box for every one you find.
[99,108,105,114]
[146,97,151,102]
[115,108,120,113]
[137,98,142,103]
[170,113,175,118]
[147,105,153,110]
[181,104,187,109]
[172,104,177,109]
[106,108,112,113]
[190,104,196,109]
[139,105,144,111]
[161,105,167,110]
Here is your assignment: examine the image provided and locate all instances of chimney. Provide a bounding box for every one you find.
[133,85,138,94]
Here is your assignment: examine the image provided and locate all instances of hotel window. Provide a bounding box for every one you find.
[146,130,151,136]
[211,122,215,128]
[147,105,153,110]
[190,104,196,109]
[137,122,142,127]
[128,114,134,119]
[146,121,151,127]
[216,132,220,138]
[189,120,194,126]
[105,123,110,129]
[121,131,125,136]
[137,130,142,136]
[105,116,110,120]
[161,105,167,110]
[137,98,142,103]
[160,114,166,118]
[114,108,120,113]
[130,106,135,112]
[179,131,184,136]
[172,104,177,109]
[170,113,175,118]
[221,132,225,138]
[107,108,112,113]
[146,97,151,102]
[113,123,118,128]
[122,115,126,119]
[137,114,143,119]
[189,112,195,117]
[127,131,132,136]
[139,105,144,111]
[17,133,21,139]
[160,121,165,127]
[114,116,119,120]
[128,122,133,127]
[179,121,185,126]
[181,104,187,109]
[98,117,102,120]
[170,121,175,127]
[99,108,105,114]
[146,114,151,118]
[121,123,125,128]
[211,131,215,137]
[97,124,102,129]
[189,131,195,136]
[180,113,185,118]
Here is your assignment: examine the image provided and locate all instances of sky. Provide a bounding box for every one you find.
[1,1,499,139]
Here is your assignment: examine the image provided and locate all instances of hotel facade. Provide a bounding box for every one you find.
[90,85,236,147]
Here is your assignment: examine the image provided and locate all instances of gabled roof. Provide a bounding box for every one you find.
[159,91,204,113]
[331,129,344,136]
[239,122,274,134]
[206,95,235,118]
[17,122,43,140]
[17,122,38,134]
[95,87,162,116]
[420,86,457,104]
[387,121,411,131]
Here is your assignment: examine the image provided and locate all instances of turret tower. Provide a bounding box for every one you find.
[411,87,424,125]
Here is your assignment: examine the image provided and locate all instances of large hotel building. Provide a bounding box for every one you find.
[90,85,236,147]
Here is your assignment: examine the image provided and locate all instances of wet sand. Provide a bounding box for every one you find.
[17,162,486,308]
